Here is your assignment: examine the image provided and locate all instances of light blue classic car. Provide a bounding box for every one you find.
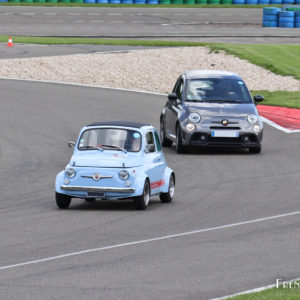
[55,121,175,210]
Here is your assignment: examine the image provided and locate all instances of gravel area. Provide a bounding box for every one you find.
[0,46,300,93]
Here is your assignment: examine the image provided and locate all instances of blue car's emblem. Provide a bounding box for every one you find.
[93,173,101,181]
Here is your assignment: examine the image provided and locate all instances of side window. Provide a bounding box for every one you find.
[154,132,161,152]
[145,132,156,153]
[174,79,184,101]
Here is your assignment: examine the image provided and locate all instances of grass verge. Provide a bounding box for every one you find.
[225,281,300,299]
[251,91,300,109]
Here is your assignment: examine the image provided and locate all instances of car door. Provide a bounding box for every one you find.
[144,131,165,194]
[165,77,184,138]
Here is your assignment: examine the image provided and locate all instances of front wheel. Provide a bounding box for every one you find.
[160,174,175,203]
[249,146,261,153]
[134,180,150,210]
[176,125,187,154]
[160,118,172,147]
[56,192,71,209]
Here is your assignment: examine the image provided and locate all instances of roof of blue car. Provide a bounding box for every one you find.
[87,121,150,129]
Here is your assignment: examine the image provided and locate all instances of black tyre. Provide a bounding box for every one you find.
[249,146,261,153]
[56,192,71,209]
[134,180,150,210]
[160,174,175,203]
[176,125,187,154]
[160,118,172,147]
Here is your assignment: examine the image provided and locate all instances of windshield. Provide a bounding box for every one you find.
[78,128,141,152]
[185,78,252,103]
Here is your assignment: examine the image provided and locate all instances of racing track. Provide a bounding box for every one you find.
[0,78,300,300]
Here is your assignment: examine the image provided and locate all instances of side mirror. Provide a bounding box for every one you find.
[168,93,178,102]
[145,144,155,153]
[68,141,75,148]
[254,95,264,103]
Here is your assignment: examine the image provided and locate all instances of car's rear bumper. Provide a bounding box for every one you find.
[60,185,135,193]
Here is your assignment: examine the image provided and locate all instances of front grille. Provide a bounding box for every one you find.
[209,126,241,130]
[207,136,243,144]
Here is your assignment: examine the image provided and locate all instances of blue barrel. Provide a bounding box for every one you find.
[282,0,294,3]
[263,7,281,14]
[258,0,270,4]
[84,0,95,2]
[263,20,278,26]
[0,0,8,2]
[109,0,120,2]
[96,0,108,2]
[233,0,245,3]
[122,0,133,2]
[147,0,158,3]
[295,22,300,27]
[278,10,294,27]
[246,0,258,3]
[296,11,300,16]
[295,0,300,3]
[263,14,277,21]
[270,0,281,3]
[134,0,146,3]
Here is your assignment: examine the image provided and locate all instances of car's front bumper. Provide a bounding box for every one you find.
[60,185,135,193]
[187,131,262,148]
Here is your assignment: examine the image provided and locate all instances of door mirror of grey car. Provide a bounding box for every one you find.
[254,95,264,103]
[168,93,178,102]
[68,141,75,148]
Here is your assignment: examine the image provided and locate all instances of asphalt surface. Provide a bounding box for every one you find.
[1,78,300,300]
[1,6,300,43]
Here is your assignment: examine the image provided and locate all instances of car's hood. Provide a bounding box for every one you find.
[185,102,258,117]
[70,151,141,168]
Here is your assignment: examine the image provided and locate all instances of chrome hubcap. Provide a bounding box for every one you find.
[169,177,175,198]
[144,183,150,206]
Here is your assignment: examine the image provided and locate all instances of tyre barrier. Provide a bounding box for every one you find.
[278,10,295,27]
[262,6,300,27]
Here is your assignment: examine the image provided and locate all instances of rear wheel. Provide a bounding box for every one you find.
[160,174,175,203]
[176,125,187,154]
[160,118,172,147]
[249,146,261,153]
[134,180,150,210]
[56,192,71,209]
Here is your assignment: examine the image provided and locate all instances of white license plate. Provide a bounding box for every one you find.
[211,130,239,138]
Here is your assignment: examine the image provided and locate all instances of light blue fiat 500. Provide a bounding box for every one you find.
[55,121,175,210]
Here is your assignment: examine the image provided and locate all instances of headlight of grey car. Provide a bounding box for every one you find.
[247,114,258,124]
[65,168,76,178]
[189,112,201,123]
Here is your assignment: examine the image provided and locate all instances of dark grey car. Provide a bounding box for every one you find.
[160,70,264,154]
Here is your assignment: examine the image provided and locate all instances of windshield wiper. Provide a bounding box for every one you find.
[79,145,103,151]
[101,144,127,153]
[208,99,242,103]
[185,99,205,102]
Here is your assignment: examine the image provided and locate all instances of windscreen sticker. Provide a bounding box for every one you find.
[238,81,244,85]
[133,132,140,139]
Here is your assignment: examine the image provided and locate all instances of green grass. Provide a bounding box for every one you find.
[209,44,300,81]
[225,281,300,299]
[251,91,300,109]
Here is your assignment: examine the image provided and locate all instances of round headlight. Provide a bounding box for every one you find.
[186,123,195,132]
[65,168,76,178]
[189,112,201,123]
[248,114,258,124]
[119,170,129,180]
[253,125,261,133]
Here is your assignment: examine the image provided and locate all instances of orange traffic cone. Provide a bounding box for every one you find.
[7,36,13,47]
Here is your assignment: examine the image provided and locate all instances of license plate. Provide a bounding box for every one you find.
[87,192,105,197]
[211,130,239,138]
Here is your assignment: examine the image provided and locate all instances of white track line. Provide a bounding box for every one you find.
[210,276,300,300]
[0,77,298,133]
[0,210,299,271]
